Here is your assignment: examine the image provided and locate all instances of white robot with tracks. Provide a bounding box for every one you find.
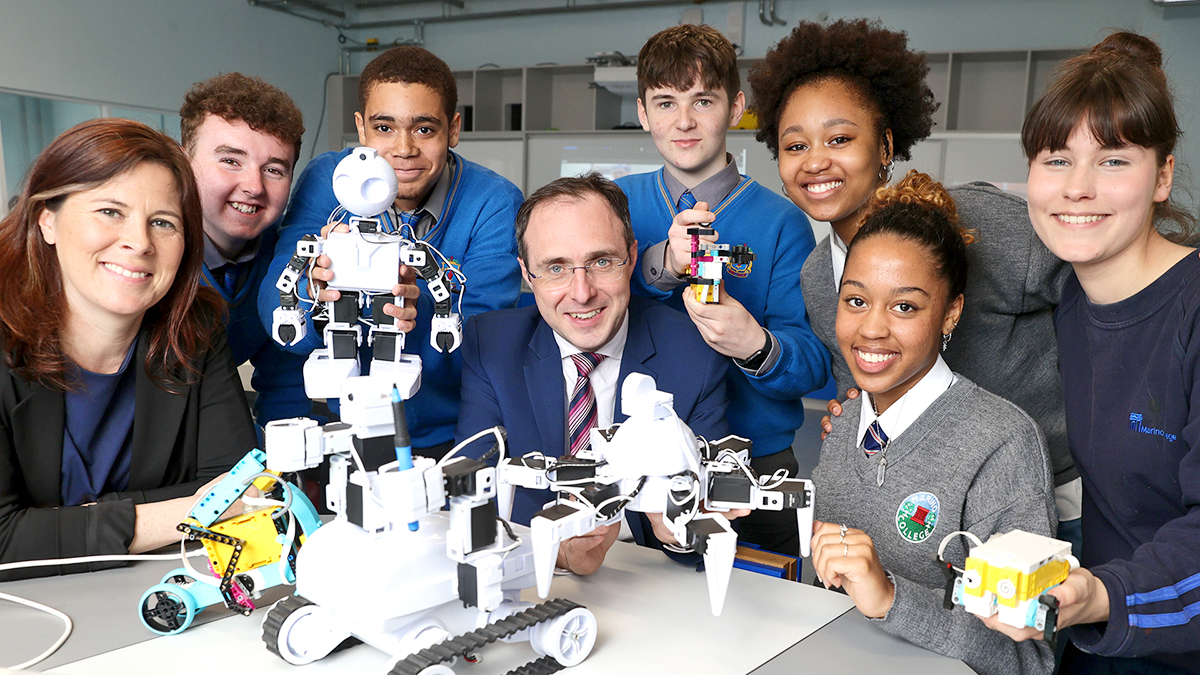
[256,150,596,675]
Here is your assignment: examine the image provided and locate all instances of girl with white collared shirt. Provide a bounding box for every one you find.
[747,19,1082,553]
[809,172,1058,675]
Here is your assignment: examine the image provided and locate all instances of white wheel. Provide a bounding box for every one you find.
[963,569,982,590]
[418,666,455,675]
[531,607,596,667]
[996,579,1017,600]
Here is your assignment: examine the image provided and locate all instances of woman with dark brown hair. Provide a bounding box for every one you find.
[0,118,253,580]
[987,32,1199,673]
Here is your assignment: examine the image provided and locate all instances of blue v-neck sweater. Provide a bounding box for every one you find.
[617,169,829,455]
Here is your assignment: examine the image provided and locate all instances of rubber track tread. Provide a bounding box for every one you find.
[504,655,566,675]
[262,595,313,660]
[387,598,584,675]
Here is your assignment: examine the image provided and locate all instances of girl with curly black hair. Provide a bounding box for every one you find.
[749,19,1080,555]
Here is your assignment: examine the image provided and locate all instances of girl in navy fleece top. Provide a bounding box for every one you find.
[987,32,1200,673]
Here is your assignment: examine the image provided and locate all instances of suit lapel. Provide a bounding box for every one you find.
[525,320,568,457]
[128,335,187,489]
[11,381,66,506]
[615,300,658,422]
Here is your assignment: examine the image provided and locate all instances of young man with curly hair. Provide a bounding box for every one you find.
[616,24,829,557]
[181,72,311,424]
[261,46,523,457]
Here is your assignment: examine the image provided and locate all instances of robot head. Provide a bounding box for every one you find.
[332,147,399,218]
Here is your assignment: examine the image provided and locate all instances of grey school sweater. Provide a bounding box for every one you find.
[813,376,1057,675]
[800,182,1076,488]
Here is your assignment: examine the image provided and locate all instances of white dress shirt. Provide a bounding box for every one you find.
[830,229,849,291]
[551,310,630,431]
[857,355,958,447]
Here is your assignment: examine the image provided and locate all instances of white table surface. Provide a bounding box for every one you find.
[1,541,970,674]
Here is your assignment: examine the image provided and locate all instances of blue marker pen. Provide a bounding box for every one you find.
[391,385,419,532]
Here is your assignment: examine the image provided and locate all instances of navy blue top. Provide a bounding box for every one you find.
[60,339,137,506]
[1055,252,1200,666]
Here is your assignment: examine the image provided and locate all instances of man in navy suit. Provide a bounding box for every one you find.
[455,172,729,576]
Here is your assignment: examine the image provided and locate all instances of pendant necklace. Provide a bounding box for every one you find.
[870,393,907,487]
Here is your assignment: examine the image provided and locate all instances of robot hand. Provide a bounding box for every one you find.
[273,306,308,346]
[430,313,462,353]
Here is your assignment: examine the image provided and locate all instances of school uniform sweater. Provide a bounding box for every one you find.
[202,225,311,425]
[1054,253,1200,669]
[259,149,523,448]
[815,376,1057,675]
[617,169,829,455]
[800,182,1076,488]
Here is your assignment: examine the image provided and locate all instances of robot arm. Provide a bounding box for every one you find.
[272,235,320,346]
[701,438,815,557]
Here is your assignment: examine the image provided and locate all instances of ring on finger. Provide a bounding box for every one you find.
[843,543,848,558]
[839,524,848,542]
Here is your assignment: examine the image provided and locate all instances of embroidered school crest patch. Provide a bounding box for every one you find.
[726,246,753,278]
[896,492,940,543]
[443,257,463,284]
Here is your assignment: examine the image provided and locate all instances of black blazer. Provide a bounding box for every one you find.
[0,330,255,579]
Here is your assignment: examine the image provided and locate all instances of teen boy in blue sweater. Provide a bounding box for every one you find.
[259,47,524,456]
[616,25,829,555]
[182,73,311,425]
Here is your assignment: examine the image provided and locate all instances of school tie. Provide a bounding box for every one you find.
[214,262,242,297]
[677,191,697,211]
[396,209,423,236]
[863,420,888,458]
[567,352,606,456]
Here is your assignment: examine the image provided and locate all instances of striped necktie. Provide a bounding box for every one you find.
[396,209,422,236]
[863,420,888,458]
[567,352,606,456]
[677,191,697,211]
[215,262,241,297]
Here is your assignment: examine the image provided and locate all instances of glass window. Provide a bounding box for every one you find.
[0,91,176,205]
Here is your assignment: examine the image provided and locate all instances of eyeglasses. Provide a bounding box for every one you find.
[526,255,630,289]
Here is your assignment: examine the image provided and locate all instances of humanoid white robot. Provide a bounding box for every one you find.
[270,147,464,401]
[500,373,816,616]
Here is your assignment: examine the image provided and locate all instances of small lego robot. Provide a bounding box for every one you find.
[686,226,755,304]
[937,529,1079,643]
[138,450,323,635]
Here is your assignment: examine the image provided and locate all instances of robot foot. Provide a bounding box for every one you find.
[387,598,594,675]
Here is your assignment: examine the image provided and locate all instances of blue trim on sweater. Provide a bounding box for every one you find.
[1129,600,1200,629]
[617,169,829,455]
[259,148,523,447]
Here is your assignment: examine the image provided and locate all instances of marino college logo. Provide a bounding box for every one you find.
[1129,413,1177,442]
